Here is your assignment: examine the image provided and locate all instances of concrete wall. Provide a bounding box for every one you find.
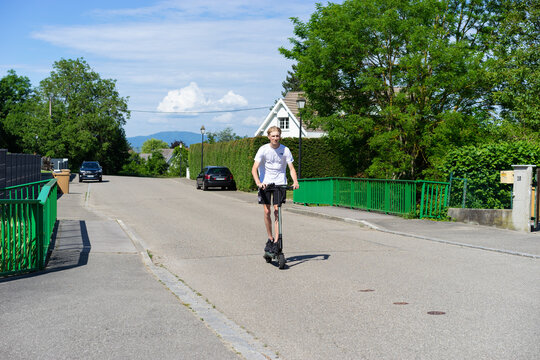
[448,208,515,231]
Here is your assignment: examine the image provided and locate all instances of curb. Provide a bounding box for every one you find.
[286,207,540,259]
[116,219,279,360]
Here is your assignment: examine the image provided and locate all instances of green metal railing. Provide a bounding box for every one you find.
[1,179,57,276]
[418,181,450,219]
[294,177,449,219]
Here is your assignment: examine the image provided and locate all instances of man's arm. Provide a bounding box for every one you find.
[288,162,300,189]
[252,160,264,188]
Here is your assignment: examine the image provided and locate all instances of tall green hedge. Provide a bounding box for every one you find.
[188,136,348,191]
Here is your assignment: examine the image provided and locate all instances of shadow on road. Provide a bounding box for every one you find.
[0,220,91,283]
[283,254,330,269]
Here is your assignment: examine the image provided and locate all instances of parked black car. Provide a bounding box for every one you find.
[79,161,103,182]
[196,166,236,191]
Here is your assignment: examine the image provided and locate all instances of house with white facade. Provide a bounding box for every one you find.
[254,92,326,138]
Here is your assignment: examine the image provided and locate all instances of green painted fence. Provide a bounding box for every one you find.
[1,179,58,276]
[294,177,449,219]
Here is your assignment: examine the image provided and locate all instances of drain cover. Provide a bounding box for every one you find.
[427,311,446,315]
[393,302,409,305]
[359,289,375,292]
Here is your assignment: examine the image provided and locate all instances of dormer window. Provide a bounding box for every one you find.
[279,117,289,130]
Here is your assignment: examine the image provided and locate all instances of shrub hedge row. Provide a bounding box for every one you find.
[188,136,348,191]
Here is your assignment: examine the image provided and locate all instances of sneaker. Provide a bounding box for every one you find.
[264,239,273,252]
[271,241,280,254]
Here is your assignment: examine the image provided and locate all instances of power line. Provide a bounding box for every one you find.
[129,106,269,114]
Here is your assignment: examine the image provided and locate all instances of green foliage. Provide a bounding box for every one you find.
[168,145,188,177]
[141,138,168,153]
[437,141,540,209]
[206,127,243,144]
[486,0,540,140]
[0,59,131,173]
[119,152,146,176]
[146,150,168,175]
[188,136,348,191]
[0,70,33,150]
[279,0,521,179]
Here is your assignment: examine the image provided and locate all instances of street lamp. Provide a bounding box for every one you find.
[296,98,306,179]
[200,125,205,173]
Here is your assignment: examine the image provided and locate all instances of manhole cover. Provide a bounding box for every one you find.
[393,302,409,305]
[359,289,375,292]
[427,311,446,315]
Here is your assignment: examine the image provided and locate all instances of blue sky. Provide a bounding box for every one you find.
[0,0,325,137]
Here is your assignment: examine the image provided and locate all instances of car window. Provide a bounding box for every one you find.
[83,163,100,169]
[208,168,230,175]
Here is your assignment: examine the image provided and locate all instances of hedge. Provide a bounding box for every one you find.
[437,141,540,209]
[188,136,349,191]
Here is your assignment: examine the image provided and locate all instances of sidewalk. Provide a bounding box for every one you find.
[287,204,540,259]
[0,186,241,360]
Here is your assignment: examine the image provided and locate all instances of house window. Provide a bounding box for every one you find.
[278,117,289,130]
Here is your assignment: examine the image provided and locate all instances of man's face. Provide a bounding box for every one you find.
[268,131,281,146]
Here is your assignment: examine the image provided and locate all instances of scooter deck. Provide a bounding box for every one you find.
[264,251,281,259]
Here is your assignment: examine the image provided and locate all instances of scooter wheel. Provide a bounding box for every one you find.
[278,253,286,269]
[263,253,272,263]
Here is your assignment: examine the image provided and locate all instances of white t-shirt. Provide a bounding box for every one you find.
[254,143,294,185]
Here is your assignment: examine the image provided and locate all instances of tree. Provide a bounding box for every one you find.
[280,0,499,179]
[487,0,540,140]
[281,64,302,97]
[145,149,168,175]
[170,140,186,149]
[0,70,33,150]
[206,127,242,144]
[32,58,131,173]
[141,138,168,153]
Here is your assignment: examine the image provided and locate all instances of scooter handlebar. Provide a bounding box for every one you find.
[264,183,294,191]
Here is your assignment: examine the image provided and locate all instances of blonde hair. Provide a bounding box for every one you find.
[267,126,282,136]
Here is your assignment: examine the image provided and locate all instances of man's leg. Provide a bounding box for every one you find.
[273,205,279,243]
[263,204,274,240]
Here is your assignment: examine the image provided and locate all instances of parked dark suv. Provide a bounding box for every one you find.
[79,161,103,182]
[196,166,236,191]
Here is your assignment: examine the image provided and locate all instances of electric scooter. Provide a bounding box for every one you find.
[262,183,293,269]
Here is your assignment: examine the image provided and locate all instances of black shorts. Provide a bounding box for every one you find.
[258,187,287,205]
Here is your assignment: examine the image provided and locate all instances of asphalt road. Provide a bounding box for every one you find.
[85,176,540,360]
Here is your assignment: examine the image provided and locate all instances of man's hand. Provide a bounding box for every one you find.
[292,182,300,190]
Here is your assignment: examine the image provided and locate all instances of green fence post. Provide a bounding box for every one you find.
[420,182,426,219]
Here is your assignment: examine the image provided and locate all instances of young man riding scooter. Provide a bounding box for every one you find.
[251,126,300,254]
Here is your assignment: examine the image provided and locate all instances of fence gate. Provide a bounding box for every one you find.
[419,181,450,219]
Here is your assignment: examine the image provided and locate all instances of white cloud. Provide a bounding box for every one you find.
[157,82,210,112]
[218,91,248,107]
[157,82,248,113]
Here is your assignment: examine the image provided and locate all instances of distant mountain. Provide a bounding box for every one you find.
[127,131,202,151]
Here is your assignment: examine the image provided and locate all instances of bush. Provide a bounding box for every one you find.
[437,141,540,208]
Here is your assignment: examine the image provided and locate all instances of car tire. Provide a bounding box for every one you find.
[203,182,208,191]
[99,177,102,182]
[79,177,82,183]
[196,183,201,189]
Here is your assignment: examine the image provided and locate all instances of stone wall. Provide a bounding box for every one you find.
[448,208,515,231]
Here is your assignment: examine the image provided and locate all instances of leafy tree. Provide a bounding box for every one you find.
[280,0,499,179]
[141,138,168,153]
[487,0,540,140]
[206,127,242,144]
[32,58,131,173]
[170,140,186,149]
[145,149,168,175]
[281,64,302,97]
[0,70,33,150]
